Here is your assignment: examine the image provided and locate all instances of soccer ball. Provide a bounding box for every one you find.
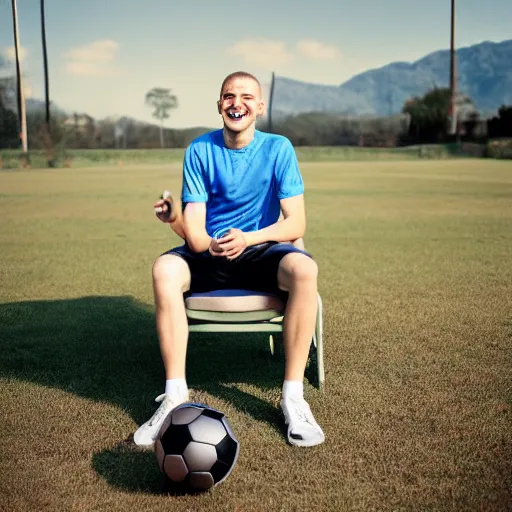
[155,403,239,491]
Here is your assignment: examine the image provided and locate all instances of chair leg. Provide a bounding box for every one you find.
[315,293,325,390]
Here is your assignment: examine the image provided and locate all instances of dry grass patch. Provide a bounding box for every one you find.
[1,159,511,511]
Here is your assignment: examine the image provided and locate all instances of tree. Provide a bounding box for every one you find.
[402,87,475,144]
[145,87,178,148]
[0,77,19,149]
[487,105,512,139]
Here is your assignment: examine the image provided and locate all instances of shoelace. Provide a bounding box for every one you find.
[288,398,314,425]
[148,394,167,426]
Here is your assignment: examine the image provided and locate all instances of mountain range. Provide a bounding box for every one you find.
[269,39,512,119]
[10,39,512,123]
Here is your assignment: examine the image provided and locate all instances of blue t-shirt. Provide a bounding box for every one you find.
[181,129,304,239]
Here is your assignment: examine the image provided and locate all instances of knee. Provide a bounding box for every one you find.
[286,254,318,284]
[152,256,186,287]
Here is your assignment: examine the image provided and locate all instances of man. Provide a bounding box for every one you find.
[134,71,324,448]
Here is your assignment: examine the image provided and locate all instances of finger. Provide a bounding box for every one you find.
[218,233,235,242]
[155,202,169,212]
[217,241,237,252]
[227,251,242,261]
[223,246,242,256]
[218,236,236,247]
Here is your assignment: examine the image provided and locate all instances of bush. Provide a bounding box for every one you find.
[486,139,512,159]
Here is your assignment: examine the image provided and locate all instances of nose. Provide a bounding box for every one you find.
[231,96,241,108]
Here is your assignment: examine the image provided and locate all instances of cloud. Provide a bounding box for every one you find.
[65,40,122,77]
[66,61,122,77]
[23,82,33,99]
[2,45,28,63]
[226,39,341,70]
[226,39,294,69]
[297,40,341,60]
[67,40,118,62]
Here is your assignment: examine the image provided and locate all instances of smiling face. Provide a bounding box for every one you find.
[218,75,265,135]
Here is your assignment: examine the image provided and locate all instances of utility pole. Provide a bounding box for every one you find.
[41,0,50,125]
[267,71,275,133]
[11,0,28,153]
[448,0,457,137]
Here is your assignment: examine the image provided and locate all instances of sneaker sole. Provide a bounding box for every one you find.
[134,440,156,450]
[286,425,325,447]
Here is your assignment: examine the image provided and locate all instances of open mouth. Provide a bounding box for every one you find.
[227,110,247,120]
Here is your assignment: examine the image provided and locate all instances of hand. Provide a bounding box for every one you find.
[215,228,247,261]
[209,237,225,257]
[154,198,170,222]
[154,190,178,223]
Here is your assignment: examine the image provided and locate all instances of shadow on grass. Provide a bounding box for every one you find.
[0,295,288,494]
[92,442,164,495]
[92,441,223,496]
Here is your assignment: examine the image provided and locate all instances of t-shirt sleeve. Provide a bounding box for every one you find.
[274,139,304,199]
[181,145,208,203]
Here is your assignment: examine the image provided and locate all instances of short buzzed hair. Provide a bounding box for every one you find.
[219,71,261,98]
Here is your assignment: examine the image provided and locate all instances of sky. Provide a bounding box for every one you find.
[0,0,511,129]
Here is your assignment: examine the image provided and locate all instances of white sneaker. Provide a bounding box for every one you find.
[280,396,325,447]
[134,393,188,448]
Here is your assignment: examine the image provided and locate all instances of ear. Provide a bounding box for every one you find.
[217,101,221,114]
[257,100,265,117]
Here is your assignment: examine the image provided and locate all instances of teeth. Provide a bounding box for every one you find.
[229,111,246,118]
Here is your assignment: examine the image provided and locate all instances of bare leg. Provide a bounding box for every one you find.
[134,254,192,447]
[152,254,191,379]
[277,253,318,381]
[277,253,324,446]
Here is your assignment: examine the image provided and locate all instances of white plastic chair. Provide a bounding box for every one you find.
[184,240,325,389]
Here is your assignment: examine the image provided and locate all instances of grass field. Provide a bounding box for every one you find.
[1,159,511,511]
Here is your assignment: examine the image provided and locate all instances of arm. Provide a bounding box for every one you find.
[168,215,186,239]
[154,193,217,253]
[217,195,306,260]
[247,137,305,245]
[154,191,186,239]
[182,202,212,253]
[179,144,211,252]
[245,194,306,246]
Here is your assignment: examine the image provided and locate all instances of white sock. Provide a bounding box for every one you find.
[282,380,304,400]
[165,378,188,398]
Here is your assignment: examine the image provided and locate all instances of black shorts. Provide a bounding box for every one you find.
[163,242,312,295]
